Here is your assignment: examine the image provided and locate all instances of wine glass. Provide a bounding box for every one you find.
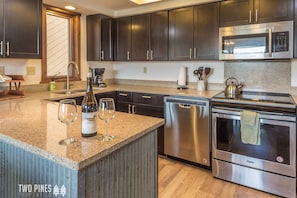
[57,99,78,145]
[98,98,116,141]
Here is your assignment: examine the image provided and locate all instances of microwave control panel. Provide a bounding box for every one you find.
[273,31,289,52]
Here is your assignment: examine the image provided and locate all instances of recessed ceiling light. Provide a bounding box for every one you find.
[129,0,161,5]
[65,5,76,10]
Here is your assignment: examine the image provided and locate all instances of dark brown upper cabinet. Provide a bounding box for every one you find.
[0,0,42,58]
[149,11,168,61]
[87,14,114,61]
[194,3,219,60]
[131,14,150,61]
[131,11,168,61]
[169,7,194,61]
[115,17,132,61]
[115,11,168,61]
[169,3,219,61]
[220,0,293,27]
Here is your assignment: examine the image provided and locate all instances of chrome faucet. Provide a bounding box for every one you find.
[66,61,79,94]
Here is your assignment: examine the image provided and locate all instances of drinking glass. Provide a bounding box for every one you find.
[57,99,78,145]
[98,98,116,141]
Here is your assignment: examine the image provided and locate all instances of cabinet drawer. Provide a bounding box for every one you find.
[95,91,116,101]
[116,91,132,102]
[133,92,165,107]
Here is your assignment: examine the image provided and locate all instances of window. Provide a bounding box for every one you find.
[41,5,81,82]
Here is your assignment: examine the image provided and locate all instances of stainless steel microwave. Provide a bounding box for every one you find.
[219,21,293,60]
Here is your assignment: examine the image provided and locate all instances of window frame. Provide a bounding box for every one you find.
[41,4,81,83]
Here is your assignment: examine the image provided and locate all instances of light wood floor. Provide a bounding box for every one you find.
[158,156,280,198]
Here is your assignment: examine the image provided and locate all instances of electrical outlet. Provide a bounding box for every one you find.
[0,66,5,75]
[27,66,36,75]
[143,66,147,74]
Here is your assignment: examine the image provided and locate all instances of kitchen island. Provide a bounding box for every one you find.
[0,98,164,198]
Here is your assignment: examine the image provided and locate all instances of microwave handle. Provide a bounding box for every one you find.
[268,28,272,57]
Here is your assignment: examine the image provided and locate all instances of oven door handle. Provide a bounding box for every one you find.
[212,107,296,122]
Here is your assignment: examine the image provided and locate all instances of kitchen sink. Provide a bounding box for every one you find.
[53,89,85,94]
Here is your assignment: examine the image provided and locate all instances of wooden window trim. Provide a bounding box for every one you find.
[41,4,81,83]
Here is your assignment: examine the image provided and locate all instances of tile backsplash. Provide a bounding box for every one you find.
[225,61,291,93]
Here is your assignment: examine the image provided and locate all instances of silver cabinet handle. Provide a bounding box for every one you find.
[6,42,9,56]
[101,51,104,60]
[127,51,130,61]
[0,41,3,56]
[119,93,128,97]
[268,28,272,57]
[249,10,252,23]
[146,50,149,60]
[132,105,136,114]
[255,9,258,23]
[141,95,152,99]
[189,48,192,59]
[128,104,131,114]
[150,50,153,60]
[193,48,197,60]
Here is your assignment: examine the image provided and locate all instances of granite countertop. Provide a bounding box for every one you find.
[0,98,164,170]
[30,84,220,101]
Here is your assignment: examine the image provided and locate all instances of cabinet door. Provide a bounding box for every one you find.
[116,102,130,113]
[115,17,131,61]
[87,15,101,61]
[131,14,150,61]
[169,7,194,60]
[0,0,3,56]
[150,11,168,61]
[101,17,114,61]
[194,3,219,60]
[220,0,253,27]
[294,1,297,58]
[133,104,165,154]
[4,0,41,58]
[254,0,293,24]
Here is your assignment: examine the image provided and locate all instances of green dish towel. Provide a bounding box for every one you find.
[240,110,260,145]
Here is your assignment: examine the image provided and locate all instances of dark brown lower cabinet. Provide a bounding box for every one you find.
[116,91,166,154]
[133,104,165,154]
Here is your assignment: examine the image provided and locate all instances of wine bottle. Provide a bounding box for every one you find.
[81,71,98,137]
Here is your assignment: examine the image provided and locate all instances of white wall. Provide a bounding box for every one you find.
[111,61,224,84]
[0,59,42,85]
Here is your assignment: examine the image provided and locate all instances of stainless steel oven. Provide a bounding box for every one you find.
[211,91,296,198]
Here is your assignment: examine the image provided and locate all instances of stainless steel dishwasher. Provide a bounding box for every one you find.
[164,96,210,167]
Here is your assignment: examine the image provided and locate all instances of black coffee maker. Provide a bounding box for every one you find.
[91,68,106,87]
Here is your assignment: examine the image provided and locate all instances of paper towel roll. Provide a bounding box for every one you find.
[177,66,186,86]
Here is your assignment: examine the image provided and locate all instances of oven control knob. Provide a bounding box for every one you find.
[276,156,284,163]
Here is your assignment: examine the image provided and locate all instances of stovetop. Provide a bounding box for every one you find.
[212,91,296,109]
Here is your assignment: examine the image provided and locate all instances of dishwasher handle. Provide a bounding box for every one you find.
[178,104,192,109]
[165,97,208,107]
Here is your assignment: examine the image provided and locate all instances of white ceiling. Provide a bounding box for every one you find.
[43,0,220,17]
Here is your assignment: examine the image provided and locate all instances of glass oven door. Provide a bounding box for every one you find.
[212,108,296,177]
